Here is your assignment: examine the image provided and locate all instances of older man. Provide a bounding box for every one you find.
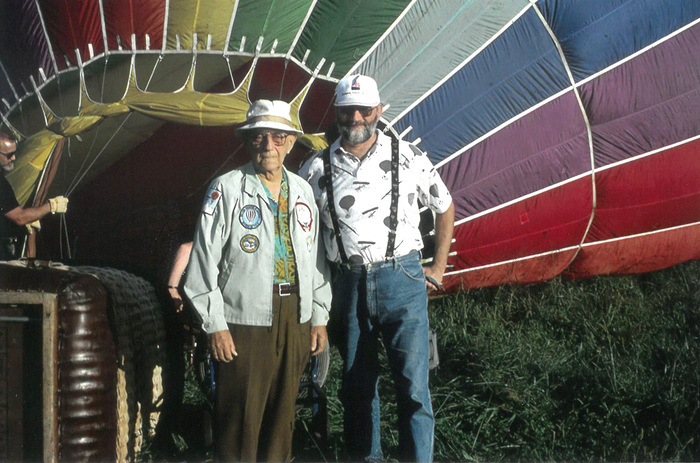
[184,100,331,462]
[1,131,68,260]
[300,75,455,462]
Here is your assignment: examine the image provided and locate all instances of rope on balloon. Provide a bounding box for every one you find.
[65,52,165,197]
[531,5,598,272]
[56,49,165,259]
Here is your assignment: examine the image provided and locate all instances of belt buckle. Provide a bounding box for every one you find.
[278,283,292,296]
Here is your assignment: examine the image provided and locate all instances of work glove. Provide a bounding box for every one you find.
[49,196,69,214]
[25,220,41,235]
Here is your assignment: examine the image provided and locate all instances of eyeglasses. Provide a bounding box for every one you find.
[0,149,16,158]
[337,106,376,118]
[248,131,289,146]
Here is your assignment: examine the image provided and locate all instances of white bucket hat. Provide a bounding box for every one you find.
[235,99,303,136]
[334,74,381,107]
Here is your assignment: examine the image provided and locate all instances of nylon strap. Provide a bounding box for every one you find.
[322,135,400,263]
[385,135,400,260]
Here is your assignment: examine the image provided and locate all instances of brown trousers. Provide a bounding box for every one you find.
[215,293,310,462]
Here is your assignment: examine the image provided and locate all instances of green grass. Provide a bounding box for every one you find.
[431,260,700,462]
[175,259,700,462]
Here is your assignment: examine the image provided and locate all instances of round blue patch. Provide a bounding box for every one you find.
[239,205,262,229]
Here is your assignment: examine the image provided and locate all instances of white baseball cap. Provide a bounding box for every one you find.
[334,74,381,107]
[235,99,303,136]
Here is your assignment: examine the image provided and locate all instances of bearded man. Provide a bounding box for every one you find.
[300,75,455,462]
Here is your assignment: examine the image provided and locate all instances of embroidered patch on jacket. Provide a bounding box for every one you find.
[203,187,222,215]
[240,234,259,253]
[239,204,263,229]
[295,202,313,232]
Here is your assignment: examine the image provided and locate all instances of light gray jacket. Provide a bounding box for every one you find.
[184,162,331,333]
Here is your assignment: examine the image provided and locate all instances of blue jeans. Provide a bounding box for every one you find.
[331,252,434,462]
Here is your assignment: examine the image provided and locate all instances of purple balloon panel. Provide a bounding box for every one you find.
[0,0,55,107]
[581,23,700,167]
[439,91,590,221]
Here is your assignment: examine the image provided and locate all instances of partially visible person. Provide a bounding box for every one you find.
[166,240,204,365]
[152,240,206,458]
[184,100,331,462]
[168,241,193,313]
[300,74,455,462]
[1,131,68,260]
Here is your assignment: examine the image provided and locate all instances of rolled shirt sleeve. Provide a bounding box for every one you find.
[410,144,453,215]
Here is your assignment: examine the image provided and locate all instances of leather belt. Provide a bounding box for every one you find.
[273,282,298,296]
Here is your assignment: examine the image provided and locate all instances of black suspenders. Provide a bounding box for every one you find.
[322,146,349,263]
[322,135,400,264]
[385,136,400,260]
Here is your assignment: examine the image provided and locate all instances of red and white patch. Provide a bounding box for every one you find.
[203,187,222,215]
[295,202,313,232]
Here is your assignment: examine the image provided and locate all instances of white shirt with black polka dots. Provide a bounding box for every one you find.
[300,130,452,264]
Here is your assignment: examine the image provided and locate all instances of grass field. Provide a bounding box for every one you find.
[162,259,700,462]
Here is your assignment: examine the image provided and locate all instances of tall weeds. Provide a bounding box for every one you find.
[426,260,700,461]
[296,260,700,461]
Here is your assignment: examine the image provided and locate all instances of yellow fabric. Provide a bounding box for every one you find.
[5,131,62,205]
[5,55,328,206]
[81,99,131,118]
[297,133,329,152]
[126,86,251,127]
[166,0,237,50]
[123,53,252,126]
[48,115,107,137]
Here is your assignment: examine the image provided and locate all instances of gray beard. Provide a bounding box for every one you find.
[339,119,378,146]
